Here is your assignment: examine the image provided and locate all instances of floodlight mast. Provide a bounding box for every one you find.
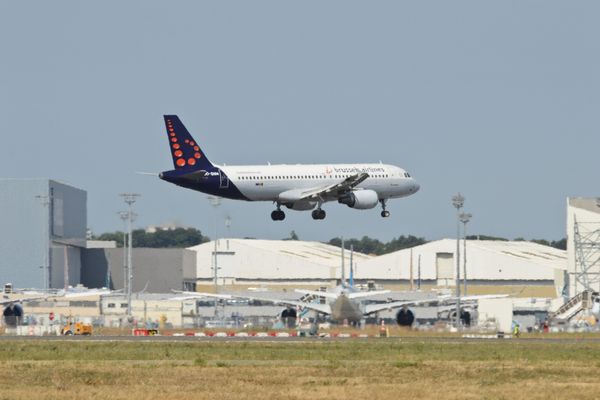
[452,193,465,329]
[118,211,129,292]
[35,195,51,290]
[208,196,222,317]
[459,212,472,296]
[119,193,140,320]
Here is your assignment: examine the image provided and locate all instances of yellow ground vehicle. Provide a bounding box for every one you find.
[61,319,92,336]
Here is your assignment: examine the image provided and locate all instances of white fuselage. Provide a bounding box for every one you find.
[220,163,419,202]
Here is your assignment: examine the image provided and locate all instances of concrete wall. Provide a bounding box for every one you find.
[82,248,184,293]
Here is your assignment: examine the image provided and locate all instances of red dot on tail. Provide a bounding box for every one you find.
[176,158,186,167]
[187,158,196,166]
[194,152,201,159]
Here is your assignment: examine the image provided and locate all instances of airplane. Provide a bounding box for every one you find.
[1,288,112,327]
[173,252,506,327]
[174,287,507,327]
[159,115,420,221]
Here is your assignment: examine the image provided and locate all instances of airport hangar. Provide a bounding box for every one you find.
[182,238,567,297]
[0,179,86,290]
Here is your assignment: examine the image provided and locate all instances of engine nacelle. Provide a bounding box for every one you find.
[3,304,23,327]
[338,190,379,209]
[396,308,415,326]
[281,307,297,328]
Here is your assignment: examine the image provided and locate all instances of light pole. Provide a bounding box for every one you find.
[118,211,129,292]
[459,212,472,296]
[35,195,50,290]
[208,196,222,318]
[225,215,232,236]
[119,193,140,320]
[452,193,465,329]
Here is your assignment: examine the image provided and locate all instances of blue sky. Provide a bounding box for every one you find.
[1,1,598,242]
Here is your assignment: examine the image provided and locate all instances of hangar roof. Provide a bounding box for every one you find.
[569,197,600,214]
[188,238,372,268]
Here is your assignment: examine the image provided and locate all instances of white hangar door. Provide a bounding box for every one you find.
[215,252,235,285]
[436,253,454,287]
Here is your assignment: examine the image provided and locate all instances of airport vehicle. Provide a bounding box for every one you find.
[159,115,420,220]
[61,318,92,336]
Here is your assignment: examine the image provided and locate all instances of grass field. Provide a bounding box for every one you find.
[1,338,600,399]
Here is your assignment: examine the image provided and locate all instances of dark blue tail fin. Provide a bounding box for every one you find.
[163,115,215,171]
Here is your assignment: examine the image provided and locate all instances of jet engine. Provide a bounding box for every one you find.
[281,307,297,328]
[3,303,23,327]
[396,308,415,326]
[338,190,379,209]
[447,309,473,327]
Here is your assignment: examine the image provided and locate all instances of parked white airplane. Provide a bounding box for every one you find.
[159,115,420,220]
[174,287,507,326]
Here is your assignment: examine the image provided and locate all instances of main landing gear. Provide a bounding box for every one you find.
[271,204,285,221]
[380,199,390,218]
[311,208,326,220]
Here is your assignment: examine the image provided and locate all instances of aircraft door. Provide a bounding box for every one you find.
[219,170,229,189]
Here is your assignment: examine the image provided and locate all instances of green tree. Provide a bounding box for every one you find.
[327,235,426,255]
[94,227,209,248]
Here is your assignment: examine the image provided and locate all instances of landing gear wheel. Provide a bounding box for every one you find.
[271,210,285,221]
[312,209,326,220]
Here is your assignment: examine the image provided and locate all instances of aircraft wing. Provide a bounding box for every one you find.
[363,294,510,315]
[294,289,339,300]
[1,289,115,307]
[0,296,45,306]
[232,295,332,315]
[346,290,390,300]
[170,290,234,301]
[295,173,370,202]
[171,290,332,315]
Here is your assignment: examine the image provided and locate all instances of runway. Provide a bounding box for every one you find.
[2,334,600,344]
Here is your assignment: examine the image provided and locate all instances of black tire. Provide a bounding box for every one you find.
[318,210,326,219]
[272,210,285,221]
[64,330,73,336]
[311,210,320,220]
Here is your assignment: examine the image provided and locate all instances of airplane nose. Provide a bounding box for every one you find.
[413,181,420,193]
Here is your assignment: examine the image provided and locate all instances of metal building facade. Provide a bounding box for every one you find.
[0,179,86,289]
